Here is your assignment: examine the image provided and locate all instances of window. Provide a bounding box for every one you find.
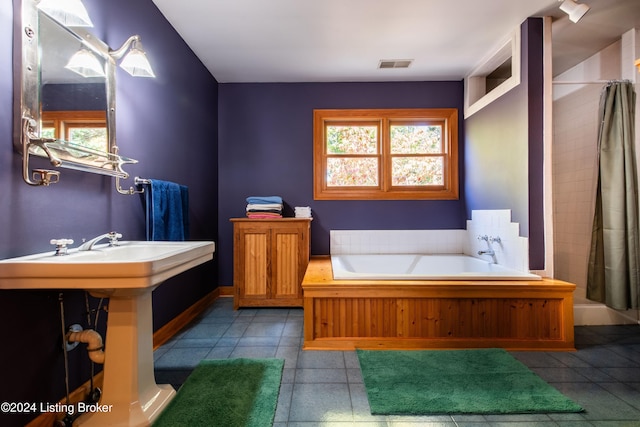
[464,29,520,119]
[41,110,108,152]
[313,108,458,200]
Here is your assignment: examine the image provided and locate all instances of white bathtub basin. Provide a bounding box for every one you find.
[0,240,215,296]
[331,254,541,280]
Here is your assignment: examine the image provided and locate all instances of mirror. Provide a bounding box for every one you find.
[40,14,108,153]
[13,0,142,188]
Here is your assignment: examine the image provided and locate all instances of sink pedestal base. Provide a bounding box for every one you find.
[0,241,216,425]
[75,291,175,427]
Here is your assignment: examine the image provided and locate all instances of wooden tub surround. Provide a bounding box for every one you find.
[302,257,576,351]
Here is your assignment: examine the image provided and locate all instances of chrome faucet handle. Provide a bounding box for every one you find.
[477,235,489,241]
[50,238,74,256]
[107,232,122,246]
[489,236,501,244]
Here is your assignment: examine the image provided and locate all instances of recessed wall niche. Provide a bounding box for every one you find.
[464,29,521,118]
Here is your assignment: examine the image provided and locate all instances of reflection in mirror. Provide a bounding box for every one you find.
[41,110,107,152]
[40,13,108,153]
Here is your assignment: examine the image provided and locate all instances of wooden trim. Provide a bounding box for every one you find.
[41,110,107,122]
[153,288,220,349]
[41,110,107,137]
[218,286,234,296]
[313,108,459,200]
[26,288,221,427]
[41,110,108,150]
[25,371,105,427]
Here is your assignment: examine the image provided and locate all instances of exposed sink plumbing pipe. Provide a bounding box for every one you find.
[67,329,105,364]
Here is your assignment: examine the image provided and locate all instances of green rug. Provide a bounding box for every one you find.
[153,358,284,427]
[357,348,583,415]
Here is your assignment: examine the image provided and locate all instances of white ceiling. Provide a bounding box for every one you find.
[151,0,640,83]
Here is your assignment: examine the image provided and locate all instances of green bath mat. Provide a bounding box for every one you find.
[153,358,284,427]
[357,348,583,415]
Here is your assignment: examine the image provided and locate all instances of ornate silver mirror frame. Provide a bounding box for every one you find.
[13,0,141,191]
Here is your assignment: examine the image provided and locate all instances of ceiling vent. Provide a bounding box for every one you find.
[378,59,413,69]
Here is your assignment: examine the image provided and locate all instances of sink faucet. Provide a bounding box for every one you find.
[79,232,122,251]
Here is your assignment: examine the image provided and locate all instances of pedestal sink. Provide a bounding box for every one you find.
[0,240,215,426]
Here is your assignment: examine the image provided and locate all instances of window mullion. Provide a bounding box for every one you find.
[381,118,390,192]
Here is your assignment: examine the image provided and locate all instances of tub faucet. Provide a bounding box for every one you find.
[478,249,497,264]
[477,249,494,256]
[79,232,122,251]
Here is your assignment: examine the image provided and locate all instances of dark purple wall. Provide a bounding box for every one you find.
[464,18,545,269]
[526,19,545,270]
[0,1,218,425]
[218,81,467,286]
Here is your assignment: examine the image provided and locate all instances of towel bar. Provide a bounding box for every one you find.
[115,176,145,195]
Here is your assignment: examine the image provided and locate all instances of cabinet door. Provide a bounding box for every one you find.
[271,225,307,300]
[237,228,269,300]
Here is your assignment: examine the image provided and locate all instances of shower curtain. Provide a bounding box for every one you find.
[587,81,639,310]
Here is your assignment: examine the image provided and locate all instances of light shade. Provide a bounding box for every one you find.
[65,48,105,78]
[559,0,590,23]
[119,42,156,78]
[635,58,640,73]
[37,0,93,27]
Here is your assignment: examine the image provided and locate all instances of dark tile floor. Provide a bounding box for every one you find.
[154,298,640,426]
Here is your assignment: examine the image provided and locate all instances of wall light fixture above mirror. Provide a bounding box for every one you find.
[115,38,156,78]
[14,0,155,194]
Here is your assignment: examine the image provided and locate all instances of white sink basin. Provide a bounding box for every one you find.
[0,240,215,296]
[0,240,215,426]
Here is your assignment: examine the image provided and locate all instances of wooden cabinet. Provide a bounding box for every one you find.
[231,218,312,309]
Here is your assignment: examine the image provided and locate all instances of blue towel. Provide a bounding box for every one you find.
[246,195,283,205]
[148,179,189,241]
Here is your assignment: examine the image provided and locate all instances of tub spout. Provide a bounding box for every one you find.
[478,249,497,264]
[67,329,105,364]
[477,249,495,256]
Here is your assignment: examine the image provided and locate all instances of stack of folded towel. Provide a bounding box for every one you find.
[246,196,283,218]
[294,206,312,218]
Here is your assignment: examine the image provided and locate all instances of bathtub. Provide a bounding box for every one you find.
[331,254,541,281]
[302,254,576,351]
[302,256,576,351]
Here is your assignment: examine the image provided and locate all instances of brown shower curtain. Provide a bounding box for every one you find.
[587,80,639,310]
